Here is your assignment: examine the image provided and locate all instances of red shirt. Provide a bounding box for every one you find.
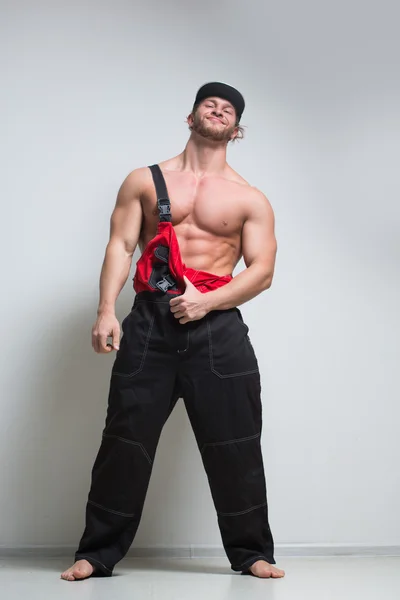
[133,220,233,295]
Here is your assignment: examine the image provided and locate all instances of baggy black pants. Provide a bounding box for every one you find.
[75,291,275,575]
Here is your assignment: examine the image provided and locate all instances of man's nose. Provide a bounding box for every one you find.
[212,109,223,117]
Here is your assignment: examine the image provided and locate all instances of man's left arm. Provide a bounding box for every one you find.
[204,188,277,311]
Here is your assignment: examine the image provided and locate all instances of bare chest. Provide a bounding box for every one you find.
[139,171,248,248]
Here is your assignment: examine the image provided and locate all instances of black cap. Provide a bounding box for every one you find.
[193,82,245,122]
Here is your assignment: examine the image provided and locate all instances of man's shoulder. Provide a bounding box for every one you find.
[227,169,269,201]
[115,167,155,208]
[124,165,152,179]
[227,173,274,218]
[121,165,153,190]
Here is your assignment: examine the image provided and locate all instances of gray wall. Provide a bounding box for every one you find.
[1,0,399,551]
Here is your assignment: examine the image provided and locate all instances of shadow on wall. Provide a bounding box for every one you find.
[9,297,190,551]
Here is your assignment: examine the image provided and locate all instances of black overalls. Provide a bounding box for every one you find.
[74,165,276,575]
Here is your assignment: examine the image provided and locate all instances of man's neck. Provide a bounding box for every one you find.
[179,134,228,177]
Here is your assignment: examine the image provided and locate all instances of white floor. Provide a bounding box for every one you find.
[1,556,399,600]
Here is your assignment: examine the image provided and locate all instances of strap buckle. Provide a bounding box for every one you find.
[155,274,176,293]
[158,198,171,216]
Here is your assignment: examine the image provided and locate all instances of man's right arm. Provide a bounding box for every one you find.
[92,168,146,353]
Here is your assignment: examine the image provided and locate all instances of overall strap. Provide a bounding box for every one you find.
[148,164,171,223]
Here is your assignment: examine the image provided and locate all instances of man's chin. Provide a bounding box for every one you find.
[194,127,227,143]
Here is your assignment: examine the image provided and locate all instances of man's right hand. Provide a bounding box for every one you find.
[92,312,121,353]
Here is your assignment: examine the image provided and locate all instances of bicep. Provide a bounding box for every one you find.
[241,190,277,272]
[109,169,145,256]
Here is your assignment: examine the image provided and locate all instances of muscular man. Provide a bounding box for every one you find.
[61,82,285,581]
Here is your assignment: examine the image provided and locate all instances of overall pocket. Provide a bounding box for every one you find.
[112,302,155,378]
[206,309,259,378]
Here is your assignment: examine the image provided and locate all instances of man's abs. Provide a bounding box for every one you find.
[138,165,251,276]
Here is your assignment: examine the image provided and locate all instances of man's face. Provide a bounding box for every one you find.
[189,97,238,142]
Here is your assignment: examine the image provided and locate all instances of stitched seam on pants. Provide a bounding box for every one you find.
[217,501,267,517]
[201,432,261,455]
[74,554,113,573]
[235,308,249,331]
[177,329,190,353]
[211,368,259,379]
[113,311,155,377]
[88,499,136,518]
[232,555,271,570]
[206,317,259,378]
[102,434,153,465]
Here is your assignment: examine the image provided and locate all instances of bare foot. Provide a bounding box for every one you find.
[60,559,95,581]
[247,560,285,578]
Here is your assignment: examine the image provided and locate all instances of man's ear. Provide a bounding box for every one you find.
[186,112,195,131]
[230,126,239,141]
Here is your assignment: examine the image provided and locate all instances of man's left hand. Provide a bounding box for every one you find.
[169,276,210,324]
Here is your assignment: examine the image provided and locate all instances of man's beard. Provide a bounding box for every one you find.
[191,113,236,142]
